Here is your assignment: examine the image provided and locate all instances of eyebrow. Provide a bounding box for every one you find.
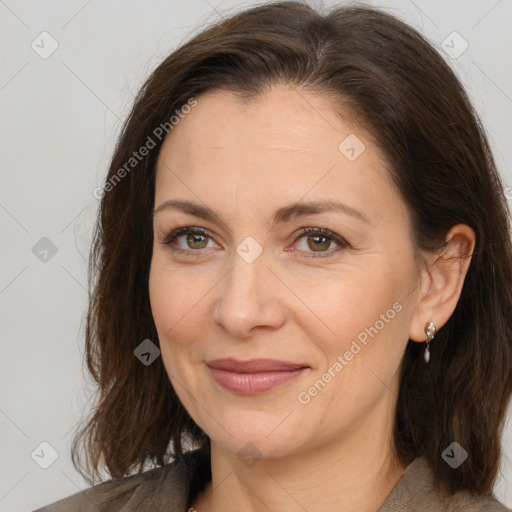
[152,199,371,226]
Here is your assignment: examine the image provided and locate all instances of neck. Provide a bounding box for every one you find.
[190,397,408,512]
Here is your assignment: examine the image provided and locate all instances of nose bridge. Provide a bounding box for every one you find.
[213,242,285,336]
[230,254,260,295]
[225,232,268,295]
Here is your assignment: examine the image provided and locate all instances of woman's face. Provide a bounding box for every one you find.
[149,85,422,459]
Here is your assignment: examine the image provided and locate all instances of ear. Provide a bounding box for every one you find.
[409,224,476,343]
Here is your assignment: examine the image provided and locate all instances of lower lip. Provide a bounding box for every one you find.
[208,367,309,394]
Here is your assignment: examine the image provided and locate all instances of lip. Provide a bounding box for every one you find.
[206,358,310,395]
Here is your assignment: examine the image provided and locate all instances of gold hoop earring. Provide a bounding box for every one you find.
[424,321,437,363]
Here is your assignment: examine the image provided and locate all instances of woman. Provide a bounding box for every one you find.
[36,1,512,511]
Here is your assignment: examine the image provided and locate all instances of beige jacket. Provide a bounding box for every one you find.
[34,449,510,511]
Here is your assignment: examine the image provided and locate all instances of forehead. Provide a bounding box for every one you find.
[158,86,359,160]
[154,85,400,225]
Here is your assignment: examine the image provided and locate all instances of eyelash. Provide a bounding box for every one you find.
[159,226,350,258]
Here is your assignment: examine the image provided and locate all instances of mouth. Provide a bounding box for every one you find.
[206,358,310,395]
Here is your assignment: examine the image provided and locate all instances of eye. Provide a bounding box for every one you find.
[159,226,350,259]
[159,226,219,255]
[290,227,350,258]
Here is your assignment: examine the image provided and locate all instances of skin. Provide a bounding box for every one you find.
[149,85,475,512]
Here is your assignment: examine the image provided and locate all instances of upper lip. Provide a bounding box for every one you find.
[206,358,309,373]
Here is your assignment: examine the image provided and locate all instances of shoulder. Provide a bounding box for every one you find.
[33,448,211,512]
[380,456,511,512]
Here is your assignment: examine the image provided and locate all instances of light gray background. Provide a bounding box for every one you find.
[1,1,511,511]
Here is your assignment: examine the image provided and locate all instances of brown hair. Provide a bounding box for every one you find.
[72,0,512,496]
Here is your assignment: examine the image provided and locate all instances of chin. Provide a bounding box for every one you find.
[213,433,302,461]
[202,411,316,460]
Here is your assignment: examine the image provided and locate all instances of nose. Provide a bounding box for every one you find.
[212,248,287,339]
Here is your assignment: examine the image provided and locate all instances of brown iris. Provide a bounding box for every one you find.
[307,235,330,251]
[186,233,209,249]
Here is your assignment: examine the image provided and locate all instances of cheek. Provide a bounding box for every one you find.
[149,255,205,338]
[295,268,412,424]
[300,267,401,341]
[149,264,174,337]
[148,257,210,373]
[300,258,414,379]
